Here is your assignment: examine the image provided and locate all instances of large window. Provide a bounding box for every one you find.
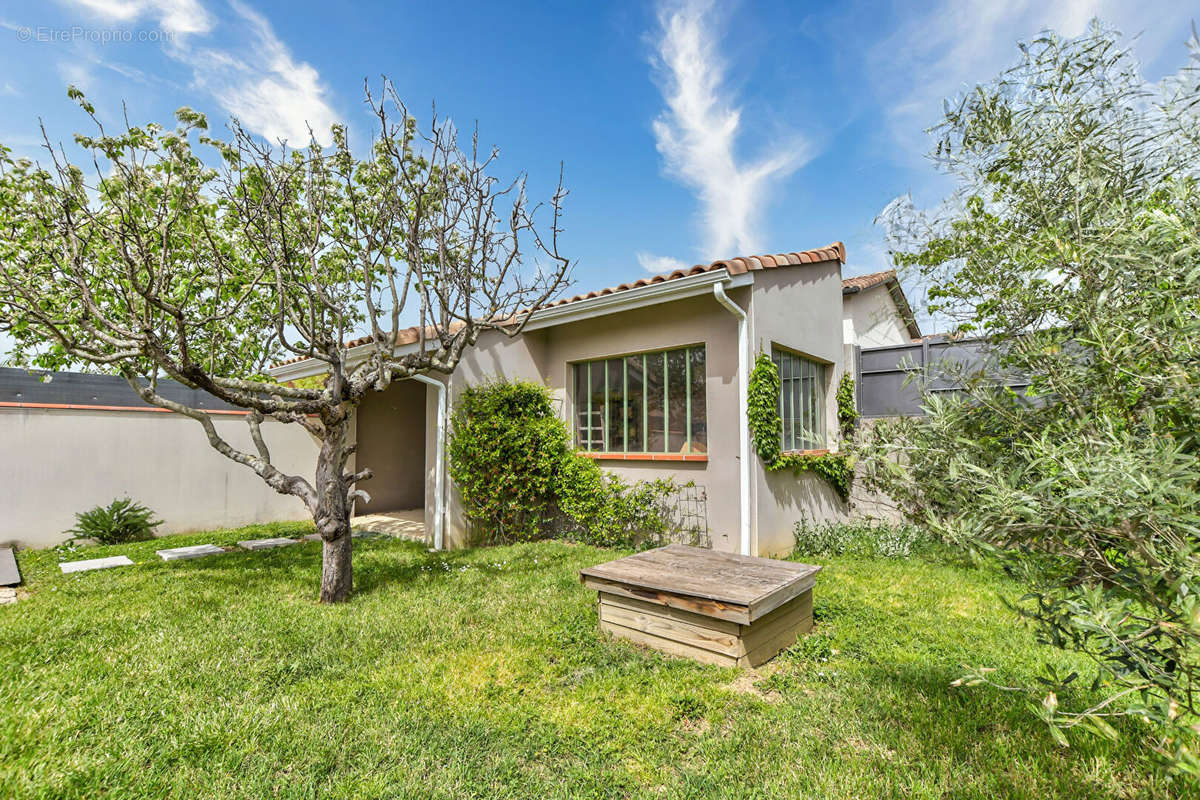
[573,345,706,454]
[773,348,827,452]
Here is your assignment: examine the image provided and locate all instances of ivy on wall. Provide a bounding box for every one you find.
[747,353,853,500]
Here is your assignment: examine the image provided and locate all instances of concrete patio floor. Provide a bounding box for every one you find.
[351,509,426,543]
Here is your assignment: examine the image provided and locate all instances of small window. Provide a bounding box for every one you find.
[573,345,706,454]
[773,348,826,451]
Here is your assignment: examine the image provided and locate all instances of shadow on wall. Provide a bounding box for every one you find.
[761,469,849,555]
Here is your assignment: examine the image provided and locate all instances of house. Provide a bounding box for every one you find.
[842,268,922,349]
[269,242,920,557]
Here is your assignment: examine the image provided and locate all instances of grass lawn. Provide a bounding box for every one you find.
[0,524,1177,799]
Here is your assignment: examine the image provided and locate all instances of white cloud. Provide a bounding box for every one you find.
[57,60,94,89]
[185,2,337,145]
[865,0,1197,166]
[69,0,213,38]
[636,251,688,274]
[59,0,337,145]
[649,0,811,260]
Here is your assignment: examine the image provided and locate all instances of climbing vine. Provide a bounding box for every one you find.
[747,353,853,500]
[837,372,859,440]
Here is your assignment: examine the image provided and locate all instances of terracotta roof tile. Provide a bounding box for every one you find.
[272,321,467,367]
[841,268,896,292]
[540,241,845,309]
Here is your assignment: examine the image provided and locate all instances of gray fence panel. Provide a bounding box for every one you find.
[856,337,1028,418]
[0,367,241,411]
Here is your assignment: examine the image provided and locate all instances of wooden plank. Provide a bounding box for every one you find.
[739,613,813,668]
[739,591,812,655]
[580,544,820,615]
[747,576,815,623]
[599,619,738,667]
[599,598,741,657]
[600,589,813,661]
[598,591,741,634]
[0,546,20,587]
[583,575,750,624]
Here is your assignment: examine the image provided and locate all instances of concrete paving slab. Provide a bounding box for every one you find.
[300,533,323,543]
[0,546,20,586]
[156,544,225,561]
[60,555,134,573]
[238,537,299,551]
[1,587,18,604]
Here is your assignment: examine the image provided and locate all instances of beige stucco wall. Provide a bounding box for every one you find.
[749,259,850,555]
[0,407,317,549]
[843,284,912,348]
[539,291,746,554]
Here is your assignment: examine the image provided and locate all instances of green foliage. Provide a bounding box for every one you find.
[65,498,161,545]
[792,517,930,559]
[747,353,783,464]
[554,455,685,548]
[747,353,853,500]
[868,23,1200,781]
[448,380,568,543]
[836,373,859,440]
[448,379,686,547]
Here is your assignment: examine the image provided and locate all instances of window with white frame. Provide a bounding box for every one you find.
[572,345,706,454]
[773,348,827,451]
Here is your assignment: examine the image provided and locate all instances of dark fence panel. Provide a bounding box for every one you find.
[0,367,241,411]
[856,337,1030,418]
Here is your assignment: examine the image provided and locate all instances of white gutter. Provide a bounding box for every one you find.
[409,373,447,550]
[516,269,753,331]
[712,281,752,557]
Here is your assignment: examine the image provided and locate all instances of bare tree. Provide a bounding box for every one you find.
[0,83,570,602]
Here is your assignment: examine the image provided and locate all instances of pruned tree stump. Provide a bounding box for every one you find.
[580,544,821,668]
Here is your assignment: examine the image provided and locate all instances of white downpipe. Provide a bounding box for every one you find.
[712,281,751,557]
[410,373,447,550]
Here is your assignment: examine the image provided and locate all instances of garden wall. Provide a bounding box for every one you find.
[0,369,318,549]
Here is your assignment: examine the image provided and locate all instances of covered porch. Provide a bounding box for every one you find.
[351,377,446,548]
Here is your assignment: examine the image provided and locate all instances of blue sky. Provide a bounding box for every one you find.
[0,0,1196,326]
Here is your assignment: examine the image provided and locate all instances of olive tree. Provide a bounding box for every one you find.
[0,84,570,602]
[863,24,1200,778]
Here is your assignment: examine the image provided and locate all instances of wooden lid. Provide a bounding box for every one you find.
[580,544,820,623]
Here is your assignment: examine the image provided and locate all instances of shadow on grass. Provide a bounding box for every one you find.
[129,536,586,603]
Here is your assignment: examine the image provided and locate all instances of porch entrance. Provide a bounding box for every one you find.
[352,379,429,544]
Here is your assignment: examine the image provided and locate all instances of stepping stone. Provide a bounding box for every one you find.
[60,555,134,574]
[0,587,16,605]
[0,546,21,586]
[301,534,323,543]
[156,544,225,561]
[238,537,299,551]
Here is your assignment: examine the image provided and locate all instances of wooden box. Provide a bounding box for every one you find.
[579,544,821,668]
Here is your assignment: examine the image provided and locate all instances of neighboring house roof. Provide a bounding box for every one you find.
[841,268,922,341]
[841,269,895,292]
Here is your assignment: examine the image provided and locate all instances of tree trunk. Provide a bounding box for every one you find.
[315,415,355,603]
[320,531,353,603]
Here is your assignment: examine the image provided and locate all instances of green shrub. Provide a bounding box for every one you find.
[449,379,690,548]
[66,498,161,545]
[554,455,680,548]
[448,380,568,543]
[792,517,929,559]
